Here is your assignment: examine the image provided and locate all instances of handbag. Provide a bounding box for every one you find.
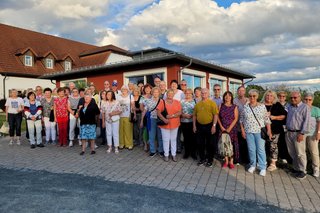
[157,100,168,126]
[0,121,9,134]
[218,132,233,157]
[249,105,268,140]
[129,95,136,123]
[110,102,120,122]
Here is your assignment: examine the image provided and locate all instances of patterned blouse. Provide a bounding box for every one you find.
[41,97,54,118]
[180,99,196,123]
[142,97,160,119]
[101,100,121,123]
[54,97,68,121]
[240,103,271,133]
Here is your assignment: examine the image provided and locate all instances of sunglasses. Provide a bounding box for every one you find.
[181,84,187,86]
[290,97,298,99]
[304,98,312,101]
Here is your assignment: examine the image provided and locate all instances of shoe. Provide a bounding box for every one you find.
[91,151,96,155]
[183,155,189,159]
[37,143,45,148]
[114,148,119,154]
[197,160,205,166]
[247,166,256,174]
[176,150,182,154]
[127,147,133,150]
[164,156,169,162]
[259,169,266,177]
[191,155,197,161]
[80,151,85,155]
[222,162,228,168]
[9,140,13,145]
[69,141,73,147]
[119,146,124,150]
[79,141,82,146]
[281,159,288,164]
[313,171,319,178]
[229,164,235,169]
[295,172,306,180]
[100,141,106,146]
[206,162,213,167]
[52,141,57,145]
[267,164,277,172]
[149,153,156,158]
[172,156,177,162]
[16,140,21,146]
[94,144,98,149]
[106,147,112,153]
[30,144,36,149]
[159,152,164,158]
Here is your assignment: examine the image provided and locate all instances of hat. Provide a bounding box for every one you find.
[112,80,118,87]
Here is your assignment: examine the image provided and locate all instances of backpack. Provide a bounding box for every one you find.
[218,133,233,157]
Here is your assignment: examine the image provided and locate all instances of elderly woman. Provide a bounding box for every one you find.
[24,91,43,148]
[277,91,289,111]
[261,90,287,171]
[217,91,239,169]
[5,89,24,145]
[118,85,134,149]
[132,86,143,146]
[180,88,196,159]
[240,89,272,176]
[157,89,182,162]
[78,94,100,155]
[304,93,320,177]
[140,87,164,157]
[164,80,184,101]
[41,88,56,145]
[194,87,202,103]
[101,90,122,153]
[139,84,153,151]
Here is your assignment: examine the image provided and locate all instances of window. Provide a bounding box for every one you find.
[181,68,206,90]
[124,68,167,86]
[46,58,53,69]
[229,81,242,95]
[65,61,72,71]
[209,74,227,97]
[24,55,33,66]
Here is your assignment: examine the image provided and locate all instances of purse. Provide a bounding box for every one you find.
[249,105,268,140]
[0,121,9,134]
[157,100,168,126]
[110,102,120,122]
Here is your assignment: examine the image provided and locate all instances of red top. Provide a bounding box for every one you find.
[157,99,181,129]
[54,97,69,122]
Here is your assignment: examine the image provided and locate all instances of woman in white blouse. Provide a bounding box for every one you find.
[240,89,272,177]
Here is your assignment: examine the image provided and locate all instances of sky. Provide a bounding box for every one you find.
[0,0,319,91]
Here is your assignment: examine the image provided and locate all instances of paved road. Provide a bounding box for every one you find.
[0,167,288,213]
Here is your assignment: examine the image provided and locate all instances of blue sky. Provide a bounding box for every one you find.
[0,0,319,91]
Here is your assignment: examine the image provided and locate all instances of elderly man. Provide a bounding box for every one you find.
[304,93,320,177]
[154,76,161,87]
[193,88,219,167]
[212,84,222,107]
[286,91,310,180]
[104,81,111,91]
[68,82,76,91]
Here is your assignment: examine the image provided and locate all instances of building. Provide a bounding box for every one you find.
[0,23,255,100]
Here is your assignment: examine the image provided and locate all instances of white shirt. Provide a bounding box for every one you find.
[118,94,133,118]
[5,97,24,114]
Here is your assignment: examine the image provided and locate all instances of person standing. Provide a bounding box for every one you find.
[99,90,108,146]
[212,84,223,107]
[159,81,167,99]
[132,86,143,147]
[153,76,161,87]
[24,91,44,148]
[194,87,202,103]
[41,88,56,145]
[240,89,272,177]
[5,89,24,145]
[35,86,43,102]
[286,91,310,180]
[193,88,219,167]
[103,81,111,91]
[217,91,239,169]
[157,89,182,162]
[78,94,100,155]
[304,93,319,177]
[68,88,81,147]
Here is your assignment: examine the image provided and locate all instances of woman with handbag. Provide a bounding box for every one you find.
[5,89,24,145]
[132,86,143,146]
[101,90,122,153]
[217,91,239,169]
[240,89,272,176]
[40,88,56,145]
[139,84,152,151]
[140,87,164,157]
[261,90,287,172]
[78,93,100,155]
[157,89,182,162]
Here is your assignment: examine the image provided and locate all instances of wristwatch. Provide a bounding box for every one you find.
[213,123,216,127]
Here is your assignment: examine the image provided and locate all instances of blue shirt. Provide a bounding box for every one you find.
[286,102,310,134]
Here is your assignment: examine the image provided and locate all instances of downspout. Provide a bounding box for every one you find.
[3,74,7,99]
[50,79,56,85]
[179,59,192,83]
[244,78,254,85]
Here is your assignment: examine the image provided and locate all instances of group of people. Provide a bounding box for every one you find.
[4,77,320,179]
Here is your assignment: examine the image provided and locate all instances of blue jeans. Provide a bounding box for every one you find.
[246,133,266,170]
[149,118,163,154]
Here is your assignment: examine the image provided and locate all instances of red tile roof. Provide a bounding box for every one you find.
[0,23,98,77]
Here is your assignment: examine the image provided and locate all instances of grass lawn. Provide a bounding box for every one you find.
[0,112,26,134]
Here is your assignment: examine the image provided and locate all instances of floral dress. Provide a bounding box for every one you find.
[219,104,239,161]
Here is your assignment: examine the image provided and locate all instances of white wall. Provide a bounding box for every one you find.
[105,53,133,65]
[0,74,56,99]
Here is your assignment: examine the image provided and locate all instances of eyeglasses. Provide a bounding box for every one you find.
[290,97,298,99]
[249,95,257,98]
[181,84,187,86]
[304,98,312,101]
[278,95,286,98]
[214,89,220,91]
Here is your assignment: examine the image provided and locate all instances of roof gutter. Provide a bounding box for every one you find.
[179,59,192,83]
[244,77,254,85]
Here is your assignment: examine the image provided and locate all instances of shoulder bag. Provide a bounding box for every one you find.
[157,99,168,126]
[249,105,268,140]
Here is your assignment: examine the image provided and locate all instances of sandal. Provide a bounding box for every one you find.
[267,164,277,172]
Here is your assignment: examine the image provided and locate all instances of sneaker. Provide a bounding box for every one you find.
[247,166,256,174]
[296,172,306,180]
[9,140,13,145]
[206,162,213,167]
[172,156,177,162]
[313,171,319,178]
[149,153,156,158]
[159,152,164,157]
[106,147,112,153]
[259,169,266,177]
[164,156,169,162]
[267,164,277,172]
[114,148,119,154]
[281,159,288,164]
[37,143,45,148]
[30,144,36,149]
[16,140,21,146]
[197,160,205,166]
[69,141,73,147]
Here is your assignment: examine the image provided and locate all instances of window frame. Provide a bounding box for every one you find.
[24,55,33,67]
[64,61,72,71]
[180,68,206,90]
[46,58,54,69]
[123,67,167,85]
[228,78,243,95]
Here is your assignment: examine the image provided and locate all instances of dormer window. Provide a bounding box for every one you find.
[46,58,53,69]
[65,61,72,71]
[24,55,33,66]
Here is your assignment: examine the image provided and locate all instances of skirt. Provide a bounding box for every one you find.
[80,124,96,140]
